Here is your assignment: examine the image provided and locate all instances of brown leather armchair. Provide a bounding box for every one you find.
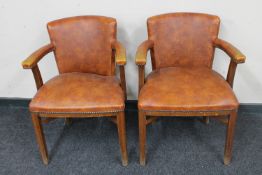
[22,16,128,166]
[136,13,245,165]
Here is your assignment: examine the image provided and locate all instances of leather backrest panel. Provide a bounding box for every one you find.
[48,16,116,75]
[147,13,220,69]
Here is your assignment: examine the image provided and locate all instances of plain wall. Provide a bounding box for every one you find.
[0,0,261,102]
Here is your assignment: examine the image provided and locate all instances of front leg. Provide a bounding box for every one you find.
[224,111,238,165]
[139,111,147,165]
[116,111,128,166]
[31,113,49,165]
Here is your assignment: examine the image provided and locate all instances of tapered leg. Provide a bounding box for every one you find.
[139,111,146,165]
[64,118,72,125]
[203,117,210,124]
[116,112,128,166]
[218,116,229,125]
[224,111,237,165]
[31,113,49,165]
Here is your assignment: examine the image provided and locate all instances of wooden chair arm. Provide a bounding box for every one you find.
[112,40,127,99]
[22,43,55,69]
[135,40,153,91]
[214,38,246,87]
[135,40,154,66]
[112,40,126,65]
[214,38,246,64]
[21,44,54,90]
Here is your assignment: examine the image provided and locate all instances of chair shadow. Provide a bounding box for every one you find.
[146,117,227,164]
[47,120,71,162]
[188,119,225,163]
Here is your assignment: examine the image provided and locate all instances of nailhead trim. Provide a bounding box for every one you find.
[32,110,124,114]
[141,109,236,113]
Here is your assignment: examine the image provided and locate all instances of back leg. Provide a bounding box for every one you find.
[203,117,210,124]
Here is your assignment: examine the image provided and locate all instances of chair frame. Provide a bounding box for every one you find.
[22,39,128,166]
[136,37,245,165]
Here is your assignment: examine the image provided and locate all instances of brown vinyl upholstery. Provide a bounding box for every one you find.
[48,16,116,75]
[30,73,124,113]
[136,13,245,166]
[147,13,220,69]
[138,67,238,112]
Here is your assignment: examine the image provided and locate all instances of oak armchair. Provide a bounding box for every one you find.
[22,16,128,166]
[136,13,245,165]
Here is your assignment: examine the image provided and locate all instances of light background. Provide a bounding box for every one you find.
[0,0,261,102]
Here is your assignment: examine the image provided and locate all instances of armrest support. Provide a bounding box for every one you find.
[135,40,154,65]
[213,38,246,64]
[112,40,127,99]
[31,66,43,90]
[22,43,54,69]
[138,65,145,92]
[214,38,246,87]
[135,40,153,91]
[226,61,237,87]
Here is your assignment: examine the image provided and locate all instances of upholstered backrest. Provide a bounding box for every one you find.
[47,16,116,75]
[147,13,220,69]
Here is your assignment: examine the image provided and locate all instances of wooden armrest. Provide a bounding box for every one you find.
[22,43,54,90]
[135,40,154,65]
[214,38,246,87]
[136,40,153,91]
[112,41,126,65]
[22,43,54,69]
[112,40,127,99]
[214,38,246,64]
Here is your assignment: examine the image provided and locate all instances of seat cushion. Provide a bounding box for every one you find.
[30,73,125,113]
[138,67,239,112]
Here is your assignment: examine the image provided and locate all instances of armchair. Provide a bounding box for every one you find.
[22,16,128,166]
[136,13,245,166]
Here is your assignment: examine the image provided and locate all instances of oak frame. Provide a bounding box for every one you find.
[136,38,245,166]
[22,40,128,166]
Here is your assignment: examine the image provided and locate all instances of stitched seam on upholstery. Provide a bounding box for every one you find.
[32,110,124,114]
